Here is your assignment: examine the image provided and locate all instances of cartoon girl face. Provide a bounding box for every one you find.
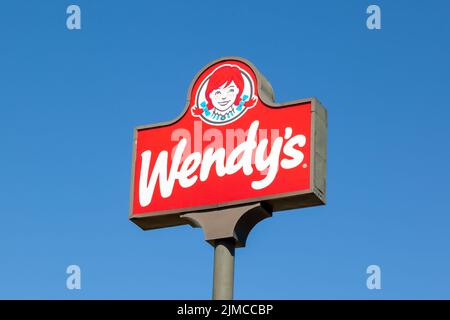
[191,64,258,125]
[209,81,240,111]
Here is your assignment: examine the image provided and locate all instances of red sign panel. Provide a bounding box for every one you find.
[130,57,327,230]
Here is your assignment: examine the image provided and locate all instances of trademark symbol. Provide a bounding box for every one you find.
[302,163,308,169]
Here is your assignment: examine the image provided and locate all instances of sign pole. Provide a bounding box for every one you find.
[212,239,235,300]
[181,203,272,300]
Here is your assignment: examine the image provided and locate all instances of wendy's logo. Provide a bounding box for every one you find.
[191,64,258,125]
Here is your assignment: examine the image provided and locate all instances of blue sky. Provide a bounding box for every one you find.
[0,0,449,299]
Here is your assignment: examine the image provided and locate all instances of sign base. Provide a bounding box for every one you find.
[181,202,272,248]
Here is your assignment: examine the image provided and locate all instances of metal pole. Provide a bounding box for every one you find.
[212,238,235,300]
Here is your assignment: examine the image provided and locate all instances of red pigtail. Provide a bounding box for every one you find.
[244,96,258,108]
[191,106,204,116]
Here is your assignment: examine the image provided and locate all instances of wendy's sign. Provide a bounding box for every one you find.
[130,57,327,230]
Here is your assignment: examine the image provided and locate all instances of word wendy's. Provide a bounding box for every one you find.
[139,120,307,207]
